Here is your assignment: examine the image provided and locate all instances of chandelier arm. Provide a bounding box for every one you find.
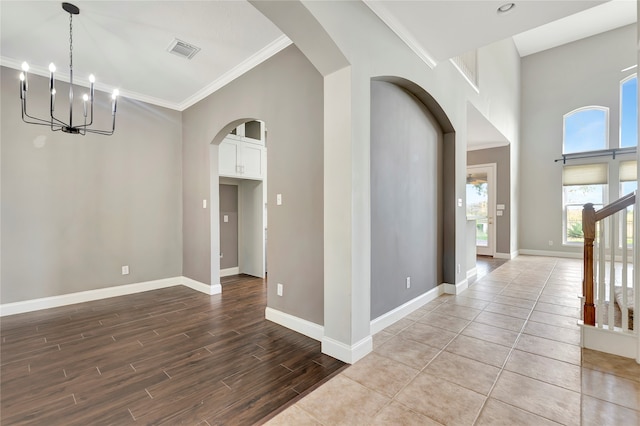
[20,82,68,129]
[76,98,94,128]
[83,113,116,135]
[48,111,68,127]
[84,128,115,136]
[21,100,56,126]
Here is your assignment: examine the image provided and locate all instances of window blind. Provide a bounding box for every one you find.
[619,160,637,182]
[562,163,608,186]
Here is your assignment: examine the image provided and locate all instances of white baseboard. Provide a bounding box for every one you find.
[0,277,181,317]
[370,285,443,335]
[444,279,468,295]
[265,307,375,364]
[518,249,581,259]
[581,324,638,360]
[495,251,519,260]
[182,277,221,295]
[220,267,239,277]
[265,307,324,341]
[466,267,477,280]
[0,276,222,317]
[322,335,372,364]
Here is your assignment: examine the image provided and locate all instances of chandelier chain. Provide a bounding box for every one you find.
[69,13,73,72]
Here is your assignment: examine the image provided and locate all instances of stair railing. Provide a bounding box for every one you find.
[582,191,636,330]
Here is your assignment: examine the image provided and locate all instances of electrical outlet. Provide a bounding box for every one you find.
[548,240,554,246]
[277,283,283,296]
[406,277,411,289]
[122,265,129,275]
[456,264,461,274]
[276,194,282,205]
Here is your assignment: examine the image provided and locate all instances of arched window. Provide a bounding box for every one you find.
[620,75,638,148]
[563,106,609,154]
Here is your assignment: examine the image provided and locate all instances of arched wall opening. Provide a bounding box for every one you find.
[370,77,456,320]
[211,119,267,286]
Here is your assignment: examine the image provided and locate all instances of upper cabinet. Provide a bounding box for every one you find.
[219,121,267,180]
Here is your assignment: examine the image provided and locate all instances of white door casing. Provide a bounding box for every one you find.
[466,163,496,257]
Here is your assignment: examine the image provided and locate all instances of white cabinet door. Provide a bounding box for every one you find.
[219,137,265,180]
[242,143,263,179]
[219,139,240,177]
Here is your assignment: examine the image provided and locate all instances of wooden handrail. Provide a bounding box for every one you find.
[594,191,636,222]
[582,191,636,326]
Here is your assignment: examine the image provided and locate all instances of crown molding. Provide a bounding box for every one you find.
[2,35,293,112]
[362,0,437,69]
[177,35,292,111]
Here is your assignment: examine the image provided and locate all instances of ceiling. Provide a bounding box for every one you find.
[0,1,290,110]
[1,1,636,112]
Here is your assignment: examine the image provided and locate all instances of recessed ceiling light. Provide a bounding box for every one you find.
[497,2,516,14]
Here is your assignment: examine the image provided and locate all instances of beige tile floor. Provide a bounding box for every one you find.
[266,256,640,425]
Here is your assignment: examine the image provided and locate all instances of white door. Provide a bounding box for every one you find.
[466,164,496,256]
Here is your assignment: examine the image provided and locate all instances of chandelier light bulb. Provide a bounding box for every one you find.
[82,94,89,102]
[51,88,56,95]
[49,63,56,73]
[89,74,95,83]
[112,89,119,99]
[21,62,29,72]
[19,73,25,81]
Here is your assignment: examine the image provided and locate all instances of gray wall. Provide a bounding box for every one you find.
[219,184,238,269]
[467,145,511,255]
[1,66,183,303]
[182,46,325,325]
[520,25,636,254]
[371,81,442,319]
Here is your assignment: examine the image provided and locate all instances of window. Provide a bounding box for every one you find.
[620,160,637,196]
[619,160,636,248]
[562,164,608,244]
[620,75,638,148]
[563,107,609,154]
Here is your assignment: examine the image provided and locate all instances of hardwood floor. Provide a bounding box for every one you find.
[470,256,509,284]
[0,275,345,425]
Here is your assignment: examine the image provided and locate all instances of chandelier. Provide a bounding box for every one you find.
[19,2,118,135]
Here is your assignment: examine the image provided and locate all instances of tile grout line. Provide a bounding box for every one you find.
[472,258,582,425]
[364,261,532,424]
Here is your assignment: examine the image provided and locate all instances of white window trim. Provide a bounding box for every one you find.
[619,73,638,148]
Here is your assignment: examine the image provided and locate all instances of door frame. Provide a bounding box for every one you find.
[467,163,497,257]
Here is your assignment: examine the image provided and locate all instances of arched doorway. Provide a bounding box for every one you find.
[210,119,267,288]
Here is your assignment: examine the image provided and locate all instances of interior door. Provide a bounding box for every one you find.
[466,164,496,256]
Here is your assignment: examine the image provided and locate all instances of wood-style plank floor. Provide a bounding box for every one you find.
[1,275,345,425]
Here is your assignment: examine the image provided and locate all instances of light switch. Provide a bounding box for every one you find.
[203,199,207,209]
[223,215,229,223]
[276,194,282,205]
[497,204,505,210]
[497,210,503,216]
[457,198,463,207]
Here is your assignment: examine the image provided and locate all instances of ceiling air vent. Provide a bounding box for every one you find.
[167,39,201,60]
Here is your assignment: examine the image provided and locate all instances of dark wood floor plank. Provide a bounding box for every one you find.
[1,275,346,424]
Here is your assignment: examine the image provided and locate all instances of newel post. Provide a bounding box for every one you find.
[582,203,596,326]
